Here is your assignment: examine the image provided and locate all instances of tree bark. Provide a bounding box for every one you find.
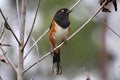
[17,0,26,80]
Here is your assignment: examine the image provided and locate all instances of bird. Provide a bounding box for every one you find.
[49,8,72,75]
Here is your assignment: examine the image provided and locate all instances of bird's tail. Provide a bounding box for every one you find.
[52,49,62,75]
[112,0,117,11]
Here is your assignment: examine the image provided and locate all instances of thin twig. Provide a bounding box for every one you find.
[99,19,120,38]
[24,28,49,60]
[0,9,21,45]
[69,0,81,10]
[16,0,21,27]
[23,0,42,49]
[31,37,40,58]
[0,47,17,72]
[24,0,107,74]
[0,43,11,47]
[0,23,5,39]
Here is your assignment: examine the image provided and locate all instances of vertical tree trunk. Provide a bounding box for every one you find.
[17,0,26,80]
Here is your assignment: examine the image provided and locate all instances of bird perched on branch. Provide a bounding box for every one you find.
[99,0,117,12]
[49,8,72,75]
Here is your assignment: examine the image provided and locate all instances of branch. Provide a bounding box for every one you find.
[23,0,42,49]
[0,9,21,45]
[24,28,49,60]
[17,0,27,80]
[99,19,120,38]
[69,0,81,10]
[0,23,5,39]
[16,0,20,27]
[31,37,40,58]
[24,0,107,74]
[0,43,11,47]
[0,47,17,72]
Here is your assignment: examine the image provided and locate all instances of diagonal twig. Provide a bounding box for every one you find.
[69,0,81,11]
[16,0,21,27]
[31,37,40,58]
[0,23,5,39]
[0,47,17,72]
[24,28,49,60]
[23,0,42,49]
[0,9,21,45]
[24,0,107,74]
[99,19,120,38]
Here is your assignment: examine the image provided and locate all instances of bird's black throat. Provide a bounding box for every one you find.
[54,15,70,29]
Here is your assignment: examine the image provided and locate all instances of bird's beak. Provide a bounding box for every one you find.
[67,9,72,14]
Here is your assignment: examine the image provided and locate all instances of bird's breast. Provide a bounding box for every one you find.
[53,23,70,45]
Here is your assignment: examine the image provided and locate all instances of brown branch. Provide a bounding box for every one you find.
[17,0,27,80]
[24,28,49,60]
[0,23,5,39]
[24,0,107,74]
[99,19,120,38]
[0,9,21,45]
[23,0,42,49]
[0,47,17,72]
[0,43,11,47]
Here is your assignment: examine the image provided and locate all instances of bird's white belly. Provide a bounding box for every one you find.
[53,24,70,45]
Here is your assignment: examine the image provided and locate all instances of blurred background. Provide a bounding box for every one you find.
[0,0,120,80]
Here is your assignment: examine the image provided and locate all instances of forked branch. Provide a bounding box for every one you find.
[0,9,20,45]
[23,0,42,49]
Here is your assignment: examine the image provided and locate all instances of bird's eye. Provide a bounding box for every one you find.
[61,9,64,13]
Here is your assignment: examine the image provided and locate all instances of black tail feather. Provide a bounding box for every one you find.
[52,50,62,75]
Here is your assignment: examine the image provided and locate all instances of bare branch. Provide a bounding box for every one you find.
[24,0,107,74]
[16,0,21,27]
[17,0,27,80]
[31,37,40,58]
[0,52,8,64]
[24,28,49,60]
[23,0,42,49]
[0,23,5,39]
[0,43,11,47]
[99,19,120,38]
[0,47,17,72]
[0,9,21,45]
[69,0,81,10]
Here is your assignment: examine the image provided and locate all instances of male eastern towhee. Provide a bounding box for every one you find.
[49,8,72,75]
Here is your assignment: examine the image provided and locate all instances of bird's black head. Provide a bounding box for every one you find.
[54,8,72,28]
